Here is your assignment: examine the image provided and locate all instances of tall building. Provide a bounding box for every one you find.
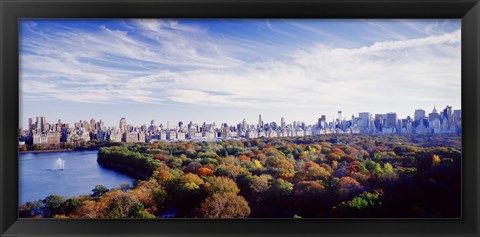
[338,111,343,121]
[90,118,96,131]
[386,113,397,127]
[414,109,426,122]
[318,115,327,129]
[119,118,127,133]
[442,106,453,129]
[242,118,247,131]
[258,114,263,128]
[358,112,371,133]
[453,109,461,126]
[28,118,33,130]
[428,106,440,122]
[36,116,47,133]
[281,117,286,128]
[221,123,229,138]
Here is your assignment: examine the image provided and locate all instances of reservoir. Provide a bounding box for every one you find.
[19,150,134,204]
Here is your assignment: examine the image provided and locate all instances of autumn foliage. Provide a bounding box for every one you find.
[20,134,461,218]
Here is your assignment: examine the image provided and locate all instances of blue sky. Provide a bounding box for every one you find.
[20,19,461,129]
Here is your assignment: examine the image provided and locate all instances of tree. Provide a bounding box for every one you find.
[293,181,331,217]
[119,182,132,192]
[42,195,65,217]
[154,169,176,185]
[62,197,82,214]
[179,173,205,191]
[344,191,382,210]
[307,166,331,180]
[432,154,441,166]
[71,200,106,218]
[337,177,363,199]
[92,185,109,198]
[253,160,263,169]
[249,175,271,193]
[102,191,145,218]
[129,179,164,214]
[197,167,214,177]
[19,200,44,218]
[204,176,240,195]
[267,178,293,199]
[196,192,250,218]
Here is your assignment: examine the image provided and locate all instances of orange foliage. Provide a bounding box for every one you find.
[278,172,294,181]
[327,152,342,161]
[153,154,166,160]
[71,200,107,218]
[351,160,362,166]
[238,155,251,161]
[305,161,318,168]
[197,167,214,177]
[129,180,161,213]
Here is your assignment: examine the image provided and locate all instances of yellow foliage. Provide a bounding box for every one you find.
[384,163,394,173]
[332,160,339,170]
[253,160,263,169]
[432,154,441,166]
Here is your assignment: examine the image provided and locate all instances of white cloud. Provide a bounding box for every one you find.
[20,20,461,121]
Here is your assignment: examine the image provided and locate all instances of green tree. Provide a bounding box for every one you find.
[92,185,109,198]
[62,197,82,214]
[42,195,65,217]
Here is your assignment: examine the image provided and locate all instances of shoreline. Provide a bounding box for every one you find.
[19,148,99,154]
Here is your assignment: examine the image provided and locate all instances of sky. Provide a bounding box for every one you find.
[19,19,461,129]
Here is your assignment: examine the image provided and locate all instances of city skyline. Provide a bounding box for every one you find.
[20,105,461,130]
[20,19,461,128]
[21,104,461,146]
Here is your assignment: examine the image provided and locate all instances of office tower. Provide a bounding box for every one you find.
[453,109,461,125]
[36,116,47,133]
[386,113,397,127]
[258,114,263,128]
[396,119,403,134]
[428,106,440,121]
[414,109,426,122]
[443,106,453,128]
[90,118,96,131]
[338,110,342,121]
[119,118,127,133]
[318,115,327,129]
[358,112,371,132]
[281,117,286,128]
[28,118,33,130]
[242,118,247,130]
[98,120,105,131]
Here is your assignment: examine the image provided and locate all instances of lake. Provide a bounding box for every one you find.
[19,150,134,204]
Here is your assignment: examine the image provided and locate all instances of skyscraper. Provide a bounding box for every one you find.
[386,113,397,127]
[318,115,327,129]
[338,111,343,121]
[414,109,426,122]
[36,116,47,133]
[428,106,440,122]
[119,118,127,133]
[358,112,371,132]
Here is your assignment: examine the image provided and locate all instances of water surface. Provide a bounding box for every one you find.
[19,150,134,204]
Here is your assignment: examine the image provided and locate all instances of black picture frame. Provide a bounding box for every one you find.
[1,0,479,236]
